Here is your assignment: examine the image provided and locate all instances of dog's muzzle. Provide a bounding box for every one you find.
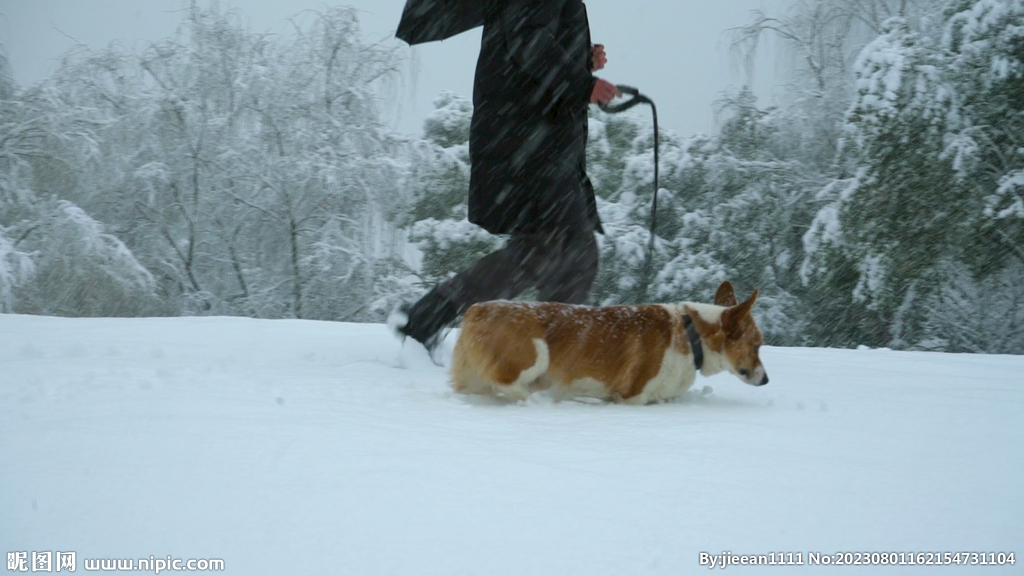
[744,366,768,386]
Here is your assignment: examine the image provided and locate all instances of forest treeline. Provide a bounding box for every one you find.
[1,0,1021,353]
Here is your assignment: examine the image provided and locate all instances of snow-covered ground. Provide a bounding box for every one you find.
[2,314,1021,574]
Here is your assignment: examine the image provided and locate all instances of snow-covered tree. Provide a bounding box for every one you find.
[0,54,160,316]
[406,93,503,288]
[30,4,408,320]
[802,0,1024,350]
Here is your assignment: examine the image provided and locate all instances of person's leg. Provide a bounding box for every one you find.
[535,227,599,304]
[397,233,551,345]
[436,233,552,306]
[400,171,599,345]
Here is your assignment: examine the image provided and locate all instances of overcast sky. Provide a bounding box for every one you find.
[0,0,785,137]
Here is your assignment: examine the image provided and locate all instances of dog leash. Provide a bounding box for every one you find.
[599,85,659,302]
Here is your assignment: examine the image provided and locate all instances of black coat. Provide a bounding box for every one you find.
[468,0,603,235]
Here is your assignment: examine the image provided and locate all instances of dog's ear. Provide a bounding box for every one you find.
[714,281,738,307]
[684,305,725,350]
[721,289,759,338]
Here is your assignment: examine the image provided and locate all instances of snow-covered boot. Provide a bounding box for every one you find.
[388,289,460,366]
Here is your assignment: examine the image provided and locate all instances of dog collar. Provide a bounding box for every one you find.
[683,314,704,371]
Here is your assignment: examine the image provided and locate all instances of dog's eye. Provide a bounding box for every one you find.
[739,369,750,377]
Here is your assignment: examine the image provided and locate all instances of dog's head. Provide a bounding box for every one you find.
[686,281,768,386]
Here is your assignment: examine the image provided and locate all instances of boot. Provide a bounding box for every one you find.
[390,288,460,364]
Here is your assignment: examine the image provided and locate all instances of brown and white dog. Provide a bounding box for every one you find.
[451,281,768,404]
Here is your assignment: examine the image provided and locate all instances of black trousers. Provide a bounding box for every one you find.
[402,226,599,344]
[441,227,598,306]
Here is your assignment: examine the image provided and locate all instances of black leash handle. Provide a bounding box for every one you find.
[598,85,651,113]
[599,85,659,302]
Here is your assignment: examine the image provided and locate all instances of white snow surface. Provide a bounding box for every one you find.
[2,314,1022,574]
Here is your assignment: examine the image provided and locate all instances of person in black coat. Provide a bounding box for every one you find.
[396,0,619,357]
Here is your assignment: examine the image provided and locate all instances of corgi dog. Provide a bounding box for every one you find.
[450,281,768,404]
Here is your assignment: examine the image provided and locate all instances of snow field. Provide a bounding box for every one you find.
[1,314,1022,574]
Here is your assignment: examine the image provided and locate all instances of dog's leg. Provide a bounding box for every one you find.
[489,338,549,402]
[451,337,493,395]
[491,381,530,401]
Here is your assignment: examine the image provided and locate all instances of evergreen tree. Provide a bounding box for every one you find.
[406,93,503,288]
[803,1,1024,350]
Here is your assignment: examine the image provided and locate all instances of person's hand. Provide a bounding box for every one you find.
[591,44,607,71]
[590,78,620,105]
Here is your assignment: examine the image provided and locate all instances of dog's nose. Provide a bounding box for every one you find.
[759,373,769,386]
